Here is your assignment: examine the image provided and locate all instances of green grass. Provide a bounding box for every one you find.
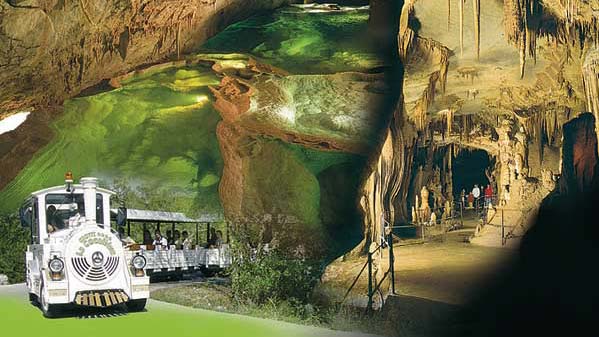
[151,284,389,335]
[0,293,349,337]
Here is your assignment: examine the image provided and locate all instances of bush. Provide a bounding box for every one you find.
[0,214,29,283]
[231,250,321,305]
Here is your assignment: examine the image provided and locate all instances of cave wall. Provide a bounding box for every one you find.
[560,113,599,194]
[0,0,289,117]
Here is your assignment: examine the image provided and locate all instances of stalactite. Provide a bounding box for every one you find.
[176,21,181,60]
[472,0,480,60]
[447,0,451,31]
[519,20,527,79]
[398,1,417,62]
[459,0,464,57]
[582,49,599,154]
[535,111,544,165]
[503,0,543,78]
[413,71,440,131]
[446,109,454,137]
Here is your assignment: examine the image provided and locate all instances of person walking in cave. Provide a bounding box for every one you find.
[467,192,474,209]
[472,184,481,210]
[460,189,466,210]
[485,184,494,208]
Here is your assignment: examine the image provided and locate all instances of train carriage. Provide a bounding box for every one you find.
[113,208,231,278]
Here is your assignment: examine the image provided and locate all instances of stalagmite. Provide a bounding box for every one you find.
[459,0,464,57]
[472,0,480,60]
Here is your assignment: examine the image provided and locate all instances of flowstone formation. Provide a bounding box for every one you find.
[209,54,382,257]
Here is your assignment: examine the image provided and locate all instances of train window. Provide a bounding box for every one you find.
[32,198,39,244]
[44,193,104,230]
[19,199,33,228]
[19,198,39,243]
[45,193,84,232]
[96,194,104,225]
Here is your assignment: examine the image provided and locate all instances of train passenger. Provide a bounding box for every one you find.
[207,228,218,248]
[166,229,174,245]
[215,230,223,247]
[181,231,193,249]
[46,205,63,233]
[142,229,153,245]
[173,230,181,248]
[153,230,168,248]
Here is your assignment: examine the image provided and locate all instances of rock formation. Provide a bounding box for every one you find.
[0,0,289,118]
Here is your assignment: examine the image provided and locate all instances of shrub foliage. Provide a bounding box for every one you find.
[0,214,29,283]
[229,217,321,305]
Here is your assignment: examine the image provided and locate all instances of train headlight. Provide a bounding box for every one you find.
[132,255,146,269]
[48,257,64,273]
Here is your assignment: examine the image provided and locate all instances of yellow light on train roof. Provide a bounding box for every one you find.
[65,171,73,180]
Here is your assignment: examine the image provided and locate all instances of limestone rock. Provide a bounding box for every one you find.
[0,0,289,118]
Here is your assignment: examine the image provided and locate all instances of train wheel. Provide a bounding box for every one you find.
[28,292,37,303]
[126,299,147,312]
[39,283,61,318]
[200,267,216,277]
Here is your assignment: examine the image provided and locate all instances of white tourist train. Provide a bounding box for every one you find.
[19,174,231,317]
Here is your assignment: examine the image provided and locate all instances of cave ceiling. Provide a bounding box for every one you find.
[401,0,597,153]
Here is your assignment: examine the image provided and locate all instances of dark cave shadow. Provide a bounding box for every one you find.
[383,294,463,337]
[441,187,599,337]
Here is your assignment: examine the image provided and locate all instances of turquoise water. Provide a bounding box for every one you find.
[201,6,379,74]
[0,6,376,214]
[0,66,223,214]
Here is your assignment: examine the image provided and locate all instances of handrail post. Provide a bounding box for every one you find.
[367,251,373,310]
[460,201,464,227]
[389,231,396,295]
[501,209,505,246]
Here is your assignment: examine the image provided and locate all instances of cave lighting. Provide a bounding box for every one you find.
[195,95,209,104]
[278,106,296,124]
[0,111,30,135]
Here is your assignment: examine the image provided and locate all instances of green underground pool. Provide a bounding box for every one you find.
[0,5,378,216]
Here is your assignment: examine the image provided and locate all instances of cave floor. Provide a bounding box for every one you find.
[395,229,515,306]
[393,209,513,304]
[384,215,516,336]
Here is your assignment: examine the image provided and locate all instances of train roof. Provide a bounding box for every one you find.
[110,208,222,223]
[30,184,115,198]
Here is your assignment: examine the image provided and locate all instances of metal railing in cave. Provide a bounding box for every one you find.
[341,196,527,311]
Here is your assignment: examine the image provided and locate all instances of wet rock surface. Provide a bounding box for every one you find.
[0,0,289,118]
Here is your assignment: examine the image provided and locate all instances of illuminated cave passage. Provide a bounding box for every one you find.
[451,148,492,200]
[403,144,494,230]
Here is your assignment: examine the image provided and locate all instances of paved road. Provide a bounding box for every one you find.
[0,284,377,337]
